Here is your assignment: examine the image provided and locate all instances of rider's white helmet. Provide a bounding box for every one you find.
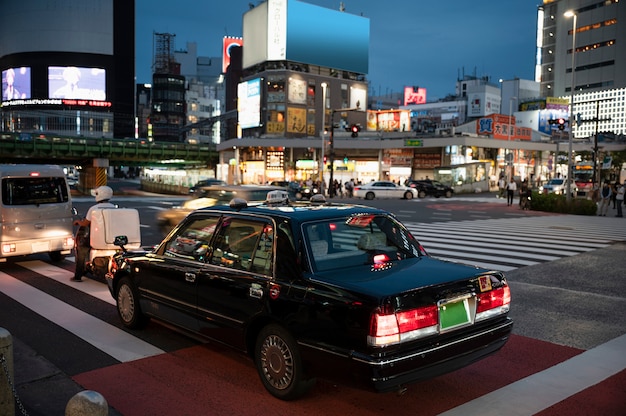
[91,186,113,202]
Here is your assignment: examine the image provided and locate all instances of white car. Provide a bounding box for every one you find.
[540,178,577,195]
[353,181,418,200]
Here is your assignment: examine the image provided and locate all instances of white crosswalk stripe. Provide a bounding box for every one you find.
[0,265,164,362]
[404,215,626,271]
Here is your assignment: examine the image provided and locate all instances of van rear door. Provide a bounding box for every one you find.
[0,176,72,241]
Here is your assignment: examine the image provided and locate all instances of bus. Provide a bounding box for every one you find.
[572,162,594,197]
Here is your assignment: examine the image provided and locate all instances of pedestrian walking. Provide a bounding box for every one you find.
[498,176,506,199]
[598,182,612,216]
[506,178,517,206]
[616,180,625,217]
[518,179,529,208]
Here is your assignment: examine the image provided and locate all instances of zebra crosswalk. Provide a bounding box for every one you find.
[1,214,624,365]
[404,215,626,271]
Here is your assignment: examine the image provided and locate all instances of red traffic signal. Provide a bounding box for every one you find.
[557,118,566,130]
[350,124,360,137]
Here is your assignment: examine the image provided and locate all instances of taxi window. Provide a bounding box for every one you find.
[304,214,423,272]
[163,217,219,262]
[210,218,273,275]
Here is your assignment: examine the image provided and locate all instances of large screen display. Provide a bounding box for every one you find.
[243,0,369,74]
[48,66,106,100]
[238,78,262,129]
[2,67,31,100]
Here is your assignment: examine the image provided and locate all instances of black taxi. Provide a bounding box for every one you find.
[106,192,512,400]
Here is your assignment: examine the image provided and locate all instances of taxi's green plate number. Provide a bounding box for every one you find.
[439,298,471,330]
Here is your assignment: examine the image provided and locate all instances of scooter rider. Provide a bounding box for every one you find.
[72,186,115,282]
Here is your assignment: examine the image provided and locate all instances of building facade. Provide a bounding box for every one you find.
[0,0,135,139]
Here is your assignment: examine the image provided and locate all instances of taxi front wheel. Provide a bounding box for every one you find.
[116,277,148,329]
[254,324,314,400]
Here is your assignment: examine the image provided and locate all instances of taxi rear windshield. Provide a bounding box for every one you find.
[305,214,426,272]
[2,177,69,205]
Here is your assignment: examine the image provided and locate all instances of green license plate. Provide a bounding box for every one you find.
[439,299,471,331]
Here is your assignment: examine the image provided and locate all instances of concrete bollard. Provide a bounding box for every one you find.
[65,390,109,416]
[0,327,15,416]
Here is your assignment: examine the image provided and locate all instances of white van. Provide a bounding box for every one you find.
[0,164,74,262]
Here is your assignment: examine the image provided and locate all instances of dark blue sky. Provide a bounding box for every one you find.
[136,0,539,101]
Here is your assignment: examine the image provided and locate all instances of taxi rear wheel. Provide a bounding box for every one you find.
[255,324,314,400]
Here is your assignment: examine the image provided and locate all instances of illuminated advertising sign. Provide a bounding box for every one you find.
[350,87,367,111]
[243,0,369,74]
[476,114,532,141]
[222,37,243,73]
[403,87,427,105]
[2,67,31,101]
[48,66,106,100]
[238,78,262,129]
[366,109,411,132]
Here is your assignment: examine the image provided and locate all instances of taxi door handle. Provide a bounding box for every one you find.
[185,272,196,283]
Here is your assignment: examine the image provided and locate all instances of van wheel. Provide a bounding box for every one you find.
[49,251,64,262]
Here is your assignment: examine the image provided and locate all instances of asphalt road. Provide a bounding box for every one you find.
[2,181,625,415]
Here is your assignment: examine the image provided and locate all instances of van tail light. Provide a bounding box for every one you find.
[368,304,438,347]
[65,236,75,248]
[475,285,511,322]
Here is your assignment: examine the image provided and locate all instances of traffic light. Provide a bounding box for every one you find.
[350,124,360,138]
[557,118,566,130]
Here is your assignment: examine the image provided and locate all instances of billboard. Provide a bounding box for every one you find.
[222,37,243,73]
[403,87,427,105]
[2,67,31,100]
[48,66,106,100]
[238,78,262,129]
[243,0,369,74]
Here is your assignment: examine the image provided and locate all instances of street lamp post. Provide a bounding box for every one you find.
[507,96,517,182]
[320,82,327,196]
[565,10,577,202]
[328,106,360,198]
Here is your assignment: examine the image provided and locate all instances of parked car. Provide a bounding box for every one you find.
[406,179,454,198]
[107,191,513,400]
[353,181,418,200]
[539,178,577,196]
[188,178,227,194]
[156,185,289,235]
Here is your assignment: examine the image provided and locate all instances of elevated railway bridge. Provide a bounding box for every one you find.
[0,132,216,192]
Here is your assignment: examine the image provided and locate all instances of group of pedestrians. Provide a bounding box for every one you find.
[596,180,625,217]
[498,175,531,208]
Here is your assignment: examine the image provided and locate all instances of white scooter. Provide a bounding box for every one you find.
[74,207,141,281]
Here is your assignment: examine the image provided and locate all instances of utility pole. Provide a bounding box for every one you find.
[573,98,612,186]
[328,107,360,198]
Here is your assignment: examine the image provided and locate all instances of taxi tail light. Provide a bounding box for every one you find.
[368,304,438,347]
[475,285,511,321]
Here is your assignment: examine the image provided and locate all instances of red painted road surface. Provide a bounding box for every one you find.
[73,334,626,416]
